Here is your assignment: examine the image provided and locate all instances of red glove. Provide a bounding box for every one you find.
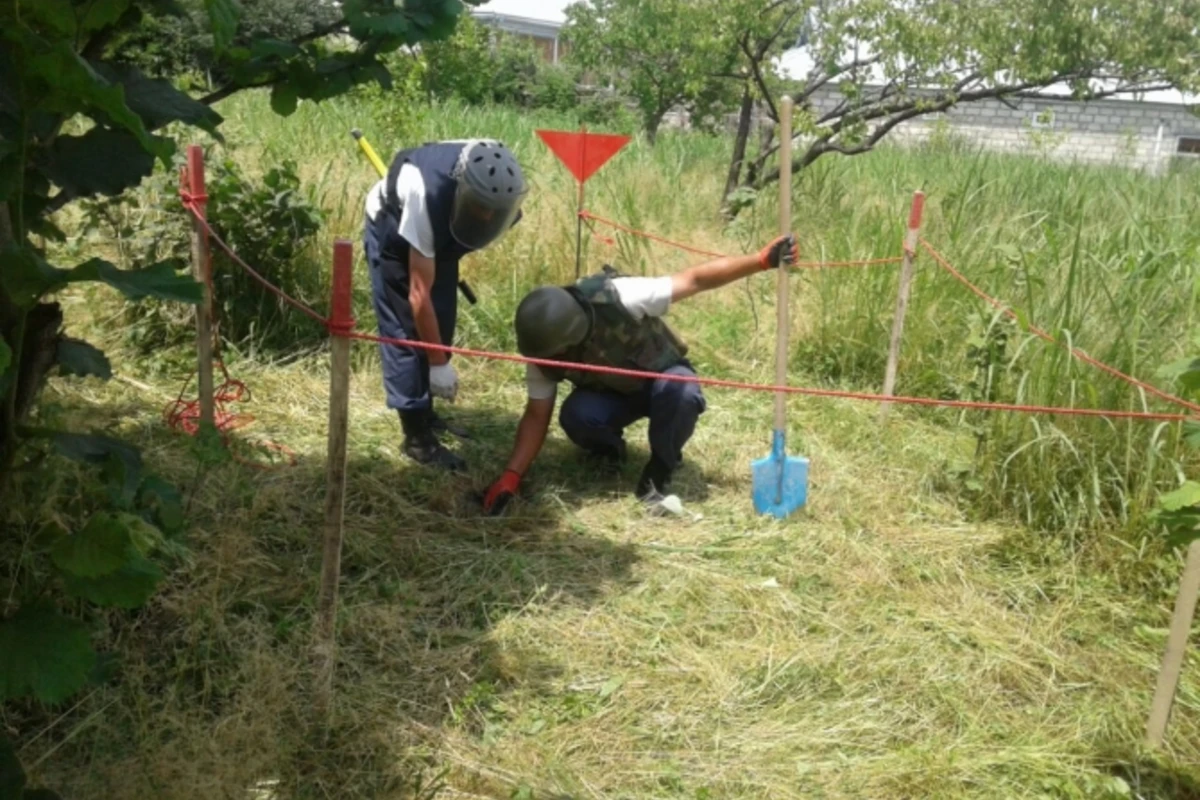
[757,234,799,270]
[483,469,521,516]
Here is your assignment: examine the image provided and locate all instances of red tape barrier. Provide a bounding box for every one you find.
[920,239,1200,416]
[179,196,1195,425]
[580,210,905,269]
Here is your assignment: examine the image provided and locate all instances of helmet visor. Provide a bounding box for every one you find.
[450,187,524,251]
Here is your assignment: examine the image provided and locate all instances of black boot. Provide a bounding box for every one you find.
[635,453,674,500]
[585,439,627,474]
[429,408,471,440]
[400,410,467,472]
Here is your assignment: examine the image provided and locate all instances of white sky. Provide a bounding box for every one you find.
[473,2,1191,105]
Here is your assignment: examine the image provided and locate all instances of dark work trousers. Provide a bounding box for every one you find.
[363,208,459,412]
[558,362,707,469]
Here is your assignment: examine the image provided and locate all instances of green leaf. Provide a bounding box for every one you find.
[68,258,203,304]
[0,605,95,704]
[1,734,26,800]
[25,0,77,38]
[1184,421,1200,450]
[138,477,185,536]
[121,513,165,557]
[0,336,10,378]
[62,553,163,609]
[24,40,169,164]
[0,249,201,308]
[92,62,223,134]
[0,244,63,307]
[1161,508,1200,549]
[1160,482,1200,512]
[250,39,303,60]
[270,83,299,116]
[80,0,133,34]
[56,338,112,380]
[1157,357,1200,394]
[205,0,241,54]
[52,431,141,471]
[51,512,135,578]
[51,431,143,503]
[43,127,159,198]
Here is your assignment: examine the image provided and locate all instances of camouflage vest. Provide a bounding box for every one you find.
[542,266,688,395]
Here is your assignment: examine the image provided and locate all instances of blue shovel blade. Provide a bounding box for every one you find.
[751,431,809,519]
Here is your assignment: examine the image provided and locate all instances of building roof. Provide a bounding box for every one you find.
[472,0,569,26]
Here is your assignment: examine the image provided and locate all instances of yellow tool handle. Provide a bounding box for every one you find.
[351,128,388,178]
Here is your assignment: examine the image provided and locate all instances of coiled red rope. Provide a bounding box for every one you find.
[173,190,297,468]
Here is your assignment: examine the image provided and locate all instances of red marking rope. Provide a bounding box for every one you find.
[580,210,905,269]
[171,193,1194,426]
[345,330,1190,422]
[183,203,328,324]
[172,193,299,468]
[920,239,1200,416]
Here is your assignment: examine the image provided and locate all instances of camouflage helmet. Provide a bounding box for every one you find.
[515,287,589,358]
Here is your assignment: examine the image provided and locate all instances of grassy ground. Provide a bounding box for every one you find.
[11,93,1200,798]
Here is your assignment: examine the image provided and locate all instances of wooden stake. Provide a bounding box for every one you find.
[315,239,355,723]
[879,191,926,423]
[575,125,586,279]
[1146,538,1200,746]
[186,145,215,428]
[774,96,794,478]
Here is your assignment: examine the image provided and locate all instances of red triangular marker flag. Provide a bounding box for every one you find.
[536,129,631,184]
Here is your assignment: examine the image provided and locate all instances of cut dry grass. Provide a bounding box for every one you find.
[8,92,1200,800]
[15,334,1200,798]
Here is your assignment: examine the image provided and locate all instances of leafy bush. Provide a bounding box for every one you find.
[115,0,341,82]
[83,150,324,355]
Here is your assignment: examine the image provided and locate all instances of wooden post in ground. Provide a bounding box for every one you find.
[315,239,355,724]
[575,125,586,279]
[1146,539,1200,746]
[185,145,215,428]
[879,191,926,424]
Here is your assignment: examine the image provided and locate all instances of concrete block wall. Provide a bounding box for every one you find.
[802,85,1200,174]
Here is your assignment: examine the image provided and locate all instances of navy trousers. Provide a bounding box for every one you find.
[364,209,459,412]
[558,363,706,469]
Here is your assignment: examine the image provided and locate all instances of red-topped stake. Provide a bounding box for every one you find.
[537,129,631,183]
[536,128,631,277]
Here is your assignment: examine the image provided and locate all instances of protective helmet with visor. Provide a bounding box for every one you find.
[451,139,528,250]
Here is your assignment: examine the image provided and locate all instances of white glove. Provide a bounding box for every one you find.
[429,362,459,402]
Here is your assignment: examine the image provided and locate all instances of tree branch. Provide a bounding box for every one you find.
[198,77,276,106]
[798,55,882,103]
[754,76,1072,188]
[294,20,347,47]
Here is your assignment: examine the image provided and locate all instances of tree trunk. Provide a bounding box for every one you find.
[720,83,754,215]
[745,114,775,188]
[644,107,666,146]
[0,201,63,494]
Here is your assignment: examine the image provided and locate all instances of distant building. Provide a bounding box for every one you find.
[471,9,568,64]
[803,85,1200,175]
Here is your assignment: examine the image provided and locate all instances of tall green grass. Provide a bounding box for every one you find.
[199,90,1200,538]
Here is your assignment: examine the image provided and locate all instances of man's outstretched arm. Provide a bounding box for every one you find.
[669,234,798,303]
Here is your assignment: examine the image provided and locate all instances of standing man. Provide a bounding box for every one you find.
[364,139,527,472]
[481,234,799,515]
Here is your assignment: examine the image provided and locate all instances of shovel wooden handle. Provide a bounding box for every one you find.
[774,96,794,433]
